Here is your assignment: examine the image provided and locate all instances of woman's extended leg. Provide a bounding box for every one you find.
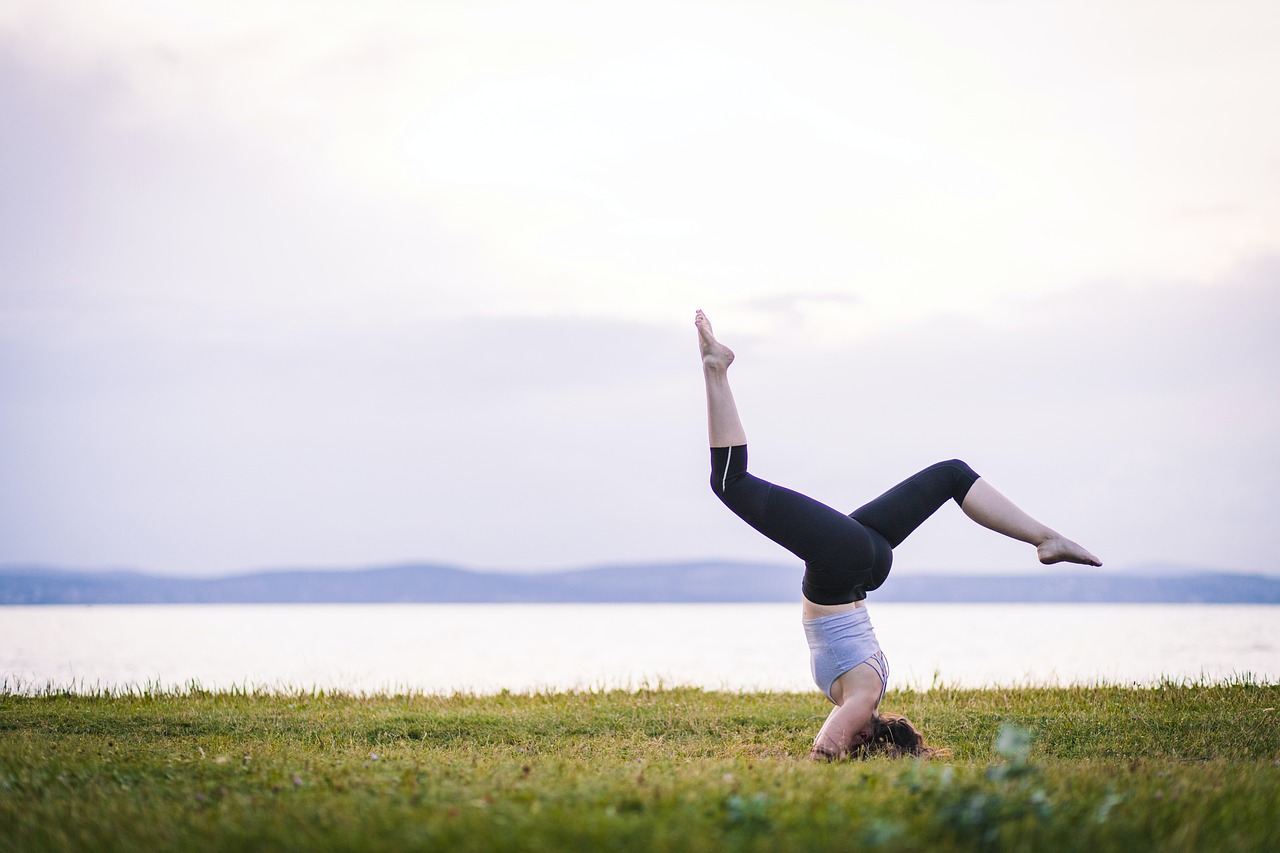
[851,461,1102,567]
[696,310,884,580]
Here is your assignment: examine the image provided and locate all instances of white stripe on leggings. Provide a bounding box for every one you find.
[722,446,732,493]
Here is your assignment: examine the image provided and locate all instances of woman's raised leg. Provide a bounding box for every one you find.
[696,311,883,576]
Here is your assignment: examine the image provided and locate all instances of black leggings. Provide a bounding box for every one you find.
[710,446,979,604]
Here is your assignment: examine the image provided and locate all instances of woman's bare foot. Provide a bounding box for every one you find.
[695,309,735,372]
[1037,536,1102,567]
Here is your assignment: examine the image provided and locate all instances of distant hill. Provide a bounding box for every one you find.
[1,562,1278,604]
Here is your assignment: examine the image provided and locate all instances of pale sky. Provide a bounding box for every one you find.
[2,0,1278,577]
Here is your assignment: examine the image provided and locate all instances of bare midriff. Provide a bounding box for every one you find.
[801,596,865,622]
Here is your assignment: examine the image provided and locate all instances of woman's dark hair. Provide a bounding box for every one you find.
[856,712,950,759]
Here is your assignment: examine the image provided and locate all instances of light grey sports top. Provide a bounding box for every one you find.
[803,607,889,705]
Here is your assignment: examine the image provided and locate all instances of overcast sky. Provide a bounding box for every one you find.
[2,1,1277,577]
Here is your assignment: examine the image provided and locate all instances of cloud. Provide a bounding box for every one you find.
[0,306,700,574]
[2,3,1279,577]
[0,40,510,343]
[2,269,1277,576]
[9,0,1278,327]
[730,264,1280,574]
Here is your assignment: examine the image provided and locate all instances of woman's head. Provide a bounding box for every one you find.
[853,712,949,759]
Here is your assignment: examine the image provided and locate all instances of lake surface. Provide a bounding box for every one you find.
[2,603,1276,695]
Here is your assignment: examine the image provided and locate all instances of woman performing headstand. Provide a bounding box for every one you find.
[695,310,1101,760]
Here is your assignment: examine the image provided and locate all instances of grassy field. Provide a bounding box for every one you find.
[2,680,1278,852]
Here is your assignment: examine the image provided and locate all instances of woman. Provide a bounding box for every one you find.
[694,310,1101,760]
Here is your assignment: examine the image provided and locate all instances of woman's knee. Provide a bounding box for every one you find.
[935,459,979,500]
[710,445,747,499]
[709,472,728,499]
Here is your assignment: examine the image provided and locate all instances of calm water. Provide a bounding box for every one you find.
[2,603,1276,695]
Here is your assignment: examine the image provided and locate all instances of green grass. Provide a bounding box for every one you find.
[2,680,1278,851]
